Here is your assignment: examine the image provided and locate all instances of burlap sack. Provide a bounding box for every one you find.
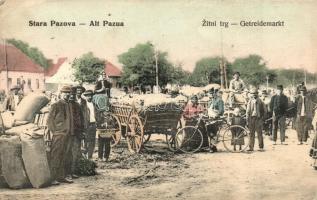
[14,94,49,122]
[20,132,51,188]
[0,135,30,189]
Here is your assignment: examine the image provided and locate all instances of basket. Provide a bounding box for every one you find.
[96,128,116,138]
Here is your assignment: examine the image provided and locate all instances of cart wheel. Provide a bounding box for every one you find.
[110,115,122,147]
[175,126,203,153]
[166,118,183,152]
[126,115,144,153]
[103,113,122,147]
[222,125,250,153]
[143,134,151,144]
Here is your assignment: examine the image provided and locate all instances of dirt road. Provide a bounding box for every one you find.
[0,129,317,200]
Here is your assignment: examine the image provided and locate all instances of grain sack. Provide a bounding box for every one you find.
[0,135,30,189]
[0,112,4,134]
[14,94,49,122]
[1,111,14,129]
[0,156,9,188]
[234,93,247,104]
[20,132,51,188]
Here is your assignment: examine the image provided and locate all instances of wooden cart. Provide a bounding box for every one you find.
[111,102,184,153]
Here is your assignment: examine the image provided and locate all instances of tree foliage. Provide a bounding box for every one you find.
[118,42,188,87]
[6,38,49,68]
[72,52,105,84]
[231,55,274,87]
[190,57,231,86]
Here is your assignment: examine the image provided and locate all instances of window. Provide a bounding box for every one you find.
[36,79,39,89]
[28,79,31,88]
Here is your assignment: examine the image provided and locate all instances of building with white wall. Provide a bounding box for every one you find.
[0,44,45,93]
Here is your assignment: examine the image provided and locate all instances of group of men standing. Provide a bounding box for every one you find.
[47,72,112,185]
[245,80,314,151]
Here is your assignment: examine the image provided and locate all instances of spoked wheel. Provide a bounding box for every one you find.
[175,126,203,153]
[222,125,250,153]
[166,118,183,152]
[103,113,122,147]
[126,115,144,153]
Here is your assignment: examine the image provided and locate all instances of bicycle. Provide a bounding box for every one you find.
[175,114,250,153]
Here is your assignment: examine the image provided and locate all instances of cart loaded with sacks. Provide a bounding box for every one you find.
[108,102,184,153]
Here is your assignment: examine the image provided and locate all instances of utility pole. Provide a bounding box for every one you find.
[304,69,307,86]
[2,38,8,93]
[220,28,225,89]
[224,60,228,89]
[266,75,269,90]
[155,50,159,93]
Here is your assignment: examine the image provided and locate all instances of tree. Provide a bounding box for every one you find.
[190,57,230,86]
[118,42,178,87]
[6,39,49,68]
[231,55,274,87]
[72,52,105,84]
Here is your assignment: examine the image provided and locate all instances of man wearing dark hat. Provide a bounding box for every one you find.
[65,86,85,180]
[295,85,314,145]
[76,85,87,108]
[269,85,289,145]
[5,85,23,111]
[229,72,246,107]
[75,85,88,154]
[95,71,112,97]
[82,90,97,159]
[47,85,73,184]
[246,88,267,151]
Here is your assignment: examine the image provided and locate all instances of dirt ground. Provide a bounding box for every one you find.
[0,129,317,200]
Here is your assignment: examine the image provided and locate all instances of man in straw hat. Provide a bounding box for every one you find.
[269,85,289,145]
[296,85,314,145]
[246,88,266,151]
[47,85,73,185]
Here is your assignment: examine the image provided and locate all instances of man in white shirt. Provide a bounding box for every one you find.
[246,88,266,151]
[296,85,314,145]
[83,90,96,159]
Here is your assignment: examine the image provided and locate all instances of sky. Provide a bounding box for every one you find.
[0,0,316,73]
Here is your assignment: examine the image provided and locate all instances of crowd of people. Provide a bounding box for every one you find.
[182,72,316,153]
[0,70,316,186]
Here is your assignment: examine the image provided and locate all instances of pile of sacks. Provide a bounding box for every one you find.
[1,93,49,130]
[0,126,51,189]
[114,93,188,108]
[179,84,221,97]
[0,93,51,189]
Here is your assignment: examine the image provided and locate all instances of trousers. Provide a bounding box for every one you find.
[248,116,264,150]
[98,137,111,160]
[272,115,286,142]
[71,136,82,173]
[85,123,96,159]
[49,134,69,181]
[297,116,312,143]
